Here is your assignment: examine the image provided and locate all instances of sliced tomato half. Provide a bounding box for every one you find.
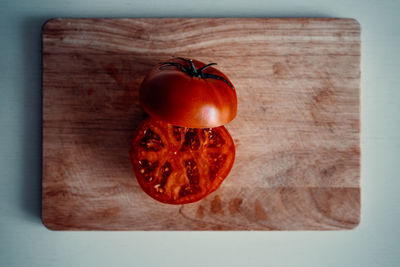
[129,117,235,204]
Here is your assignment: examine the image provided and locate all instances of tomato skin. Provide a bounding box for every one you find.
[139,58,237,128]
[129,116,235,205]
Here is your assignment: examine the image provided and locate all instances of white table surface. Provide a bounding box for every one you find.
[1,0,399,266]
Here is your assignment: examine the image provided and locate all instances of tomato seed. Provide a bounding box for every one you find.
[139,128,164,151]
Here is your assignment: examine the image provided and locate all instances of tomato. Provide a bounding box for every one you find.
[129,116,235,205]
[130,57,237,204]
[139,57,237,128]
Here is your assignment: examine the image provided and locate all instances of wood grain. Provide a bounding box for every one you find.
[42,18,361,230]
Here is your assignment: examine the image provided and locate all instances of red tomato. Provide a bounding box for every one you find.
[139,57,237,128]
[129,117,235,205]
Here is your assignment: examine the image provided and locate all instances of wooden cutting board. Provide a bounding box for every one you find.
[42,18,361,230]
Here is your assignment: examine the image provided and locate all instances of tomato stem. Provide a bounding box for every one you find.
[159,58,234,89]
[189,59,200,76]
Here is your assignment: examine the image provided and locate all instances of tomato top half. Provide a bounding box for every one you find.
[139,58,237,128]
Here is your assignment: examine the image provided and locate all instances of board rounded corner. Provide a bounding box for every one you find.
[42,18,60,33]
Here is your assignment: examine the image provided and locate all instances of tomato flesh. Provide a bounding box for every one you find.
[129,117,235,204]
